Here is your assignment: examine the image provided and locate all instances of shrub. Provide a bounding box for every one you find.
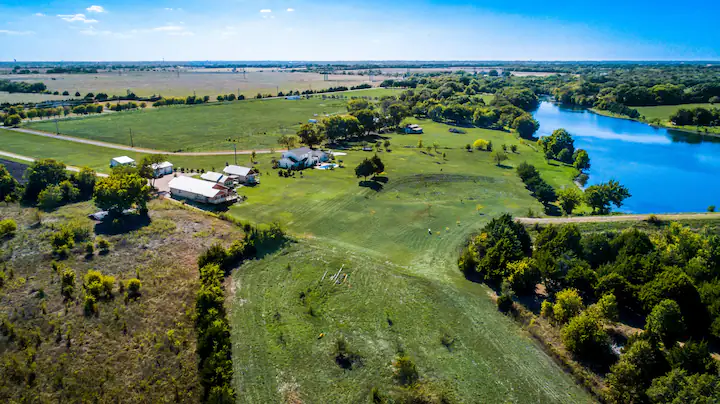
[561,313,610,360]
[0,219,17,238]
[84,242,94,256]
[37,185,64,210]
[708,205,716,213]
[553,288,584,324]
[497,294,514,312]
[51,228,75,256]
[198,242,228,269]
[96,237,110,254]
[472,138,489,151]
[60,265,76,299]
[646,299,685,347]
[83,294,97,315]
[506,258,540,295]
[126,278,142,297]
[393,355,419,386]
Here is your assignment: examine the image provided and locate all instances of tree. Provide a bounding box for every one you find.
[557,148,572,164]
[511,114,539,138]
[573,149,591,171]
[94,171,151,216]
[605,339,668,403]
[557,187,583,215]
[561,312,610,360]
[354,158,375,180]
[370,154,384,175]
[138,154,168,188]
[4,114,21,127]
[0,164,19,204]
[352,109,378,134]
[296,123,324,148]
[323,115,361,141]
[646,299,685,346]
[278,134,299,149]
[23,159,67,201]
[37,184,64,210]
[347,98,369,112]
[58,180,80,202]
[553,288,584,324]
[539,128,575,161]
[506,258,540,295]
[73,166,96,199]
[585,180,631,214]
[472,138,489,151]
[491,151,508,166]
[647,369,720,403]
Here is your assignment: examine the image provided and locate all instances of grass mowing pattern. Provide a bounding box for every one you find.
[231,241,591,403]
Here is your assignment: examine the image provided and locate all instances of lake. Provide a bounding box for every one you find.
[533,101,720,213]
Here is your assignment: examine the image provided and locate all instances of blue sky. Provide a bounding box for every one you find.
[1,0,719,61]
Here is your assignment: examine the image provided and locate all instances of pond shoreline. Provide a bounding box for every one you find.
[587,107,720,139]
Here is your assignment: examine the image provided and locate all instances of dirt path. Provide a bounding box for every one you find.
[517,213,720,224]
[5,127,285,156]
[0,150,108,177]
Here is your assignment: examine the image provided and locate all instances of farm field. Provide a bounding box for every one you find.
[2,70,388,101]
[24,92,401,151]
[231,240,591,403]
[0,91,76,104]
[635,103,716,121]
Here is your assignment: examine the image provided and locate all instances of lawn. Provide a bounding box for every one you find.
[635,103,716,121]
[231,240,591,403]
[24,91,398,152]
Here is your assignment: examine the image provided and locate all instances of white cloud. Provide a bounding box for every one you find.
[164,8,174,11]
[286,8,295,12]
[152,25,184,32]
[0,29,35,35]
[34,13,45,17]
[86,5,106,13]
[260,9,272,13]
[58,14,98,23]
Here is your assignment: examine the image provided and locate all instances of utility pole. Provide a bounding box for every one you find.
[54,118,59,135]
[233,143,237,165]
[130,128,134,147]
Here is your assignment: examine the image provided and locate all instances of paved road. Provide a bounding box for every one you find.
[517,213,720,224]
[5,127,283,156]
[0,150,108,177]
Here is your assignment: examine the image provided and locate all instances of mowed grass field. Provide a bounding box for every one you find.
[636,103,716,121]
[24,90,402,152]
[231,241,590,403]
[2,70,388,101]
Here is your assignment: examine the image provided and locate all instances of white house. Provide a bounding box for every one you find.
[151,161,174,177]
[223,165,259,184]
[110,156,136,168]
[277,147,330,170]
[168,176,238,205]
[201,171,235,187]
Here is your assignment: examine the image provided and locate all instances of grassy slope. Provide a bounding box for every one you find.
[232,241,591,403]
[228,121,590,401]
[23,89,402,152]
[0,200,244,402]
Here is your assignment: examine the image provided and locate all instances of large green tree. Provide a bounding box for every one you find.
[0,164,19,204]
[585,180,631,214]
[94,171,151,215]
[296,123,324,148]
[23,159,67,201]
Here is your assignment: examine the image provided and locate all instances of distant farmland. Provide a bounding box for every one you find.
[26,96,348,151]
[2,69,388,102]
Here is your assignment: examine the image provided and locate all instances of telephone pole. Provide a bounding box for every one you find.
[129,128,134,147]
[233,143,237,165]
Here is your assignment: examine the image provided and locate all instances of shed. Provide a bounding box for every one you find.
[151,161,174,177]
[110,156,136,168]
[168,176,238,205]
[223,165,259,184]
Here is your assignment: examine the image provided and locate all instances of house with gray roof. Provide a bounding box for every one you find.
[277,147,330,169]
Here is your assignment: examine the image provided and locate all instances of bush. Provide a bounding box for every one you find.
[60,265,76,299]
[506,258,540,295]
[561,313,610,360]
[497,294,514,312]
[393,355,419,386]
[553,288,584,324]
[84,242,94,256]
[37,184,63,210]
[472,138,489,151]
[0,219,17,238]
[126,278,142,297]
[540,300,554,320]
[96,237,110,254]
[646,299,685,347]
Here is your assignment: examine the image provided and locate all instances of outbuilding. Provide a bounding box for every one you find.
[168,176,238,205]
[223,165,259,184]
[110,156,136,168]
[201,171,235,187]
[151,161,174,177]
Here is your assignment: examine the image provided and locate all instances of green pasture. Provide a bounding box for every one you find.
[231,240,591,403]
[635,103,715,121]
[23,89,402,152]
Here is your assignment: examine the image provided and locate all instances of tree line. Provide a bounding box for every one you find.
[459,215,720,402]
[0,79,46,94]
